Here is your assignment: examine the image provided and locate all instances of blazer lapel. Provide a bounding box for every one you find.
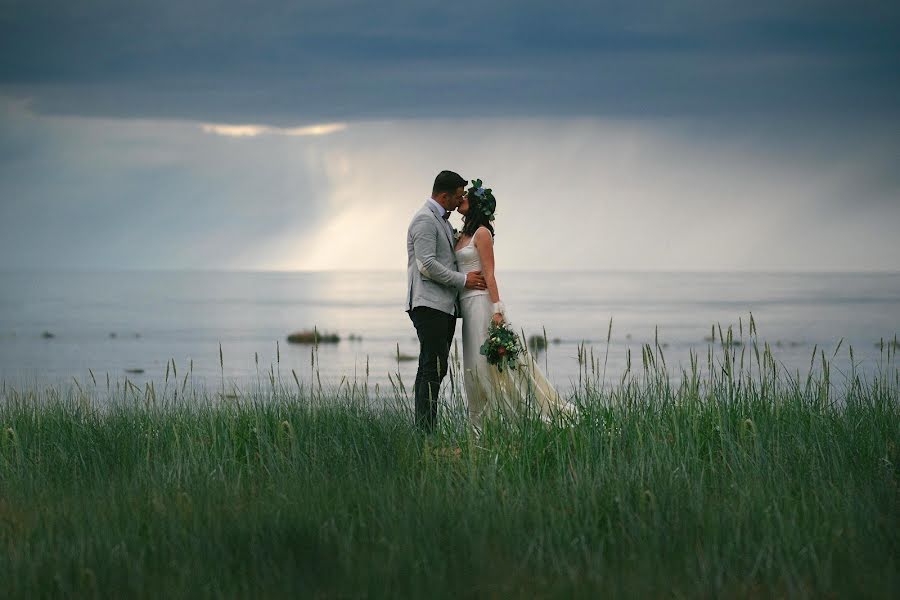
[425,202,456,251]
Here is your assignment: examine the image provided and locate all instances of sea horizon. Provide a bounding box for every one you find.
[4,267,899,275]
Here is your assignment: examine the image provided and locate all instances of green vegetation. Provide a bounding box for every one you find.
[1,323,898,598]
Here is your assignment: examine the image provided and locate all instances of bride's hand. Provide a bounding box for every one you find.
[492,312,504,326]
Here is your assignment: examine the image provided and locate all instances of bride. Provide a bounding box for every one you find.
[454,179,574,428]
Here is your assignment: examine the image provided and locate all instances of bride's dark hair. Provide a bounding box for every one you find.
[461,181,496,239]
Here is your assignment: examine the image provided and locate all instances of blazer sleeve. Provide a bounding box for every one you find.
[411,215,467,291]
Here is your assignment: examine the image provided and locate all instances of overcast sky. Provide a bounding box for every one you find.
[1,0,898,271]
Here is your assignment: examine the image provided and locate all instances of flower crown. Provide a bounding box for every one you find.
[467,179,496,221]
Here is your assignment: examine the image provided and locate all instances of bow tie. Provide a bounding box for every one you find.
[441,212,451,221]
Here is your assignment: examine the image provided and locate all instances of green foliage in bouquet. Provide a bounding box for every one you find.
[479,321,523,372]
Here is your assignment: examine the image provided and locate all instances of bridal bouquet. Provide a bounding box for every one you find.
[479,321,523,372]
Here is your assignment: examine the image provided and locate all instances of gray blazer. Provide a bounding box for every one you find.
[406,201,466,315]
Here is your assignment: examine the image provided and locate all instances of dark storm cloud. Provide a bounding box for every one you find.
[1,1,898,271]
[1,0,898,122]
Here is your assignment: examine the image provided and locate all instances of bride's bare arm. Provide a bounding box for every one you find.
[474,227,504,324]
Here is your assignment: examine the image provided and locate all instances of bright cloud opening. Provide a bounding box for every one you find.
[201,122,347,138]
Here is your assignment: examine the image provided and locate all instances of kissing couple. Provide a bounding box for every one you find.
[405,170,573,432]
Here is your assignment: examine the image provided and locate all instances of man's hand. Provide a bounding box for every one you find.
[465,271,486,290]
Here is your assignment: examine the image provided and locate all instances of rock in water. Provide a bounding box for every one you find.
[527,334,547,351]
[286,330,340,344]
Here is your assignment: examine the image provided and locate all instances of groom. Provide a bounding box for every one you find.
[406,170,486,432]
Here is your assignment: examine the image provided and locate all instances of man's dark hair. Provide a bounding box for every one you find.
[432,170,467,196]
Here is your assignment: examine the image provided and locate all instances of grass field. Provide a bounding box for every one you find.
[1,328,898,598]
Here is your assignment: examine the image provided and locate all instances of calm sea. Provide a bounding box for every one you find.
[1,270,897,394]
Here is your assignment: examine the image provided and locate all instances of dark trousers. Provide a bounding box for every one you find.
[408,306,456,432]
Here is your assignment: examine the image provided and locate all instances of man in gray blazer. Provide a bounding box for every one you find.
[406,170,486,431]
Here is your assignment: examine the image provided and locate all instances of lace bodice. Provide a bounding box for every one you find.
[455,236,488,299]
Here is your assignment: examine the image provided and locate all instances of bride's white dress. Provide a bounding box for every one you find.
[456,235,573,428]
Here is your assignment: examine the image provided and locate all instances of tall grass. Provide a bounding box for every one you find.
[0,321,897,598]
